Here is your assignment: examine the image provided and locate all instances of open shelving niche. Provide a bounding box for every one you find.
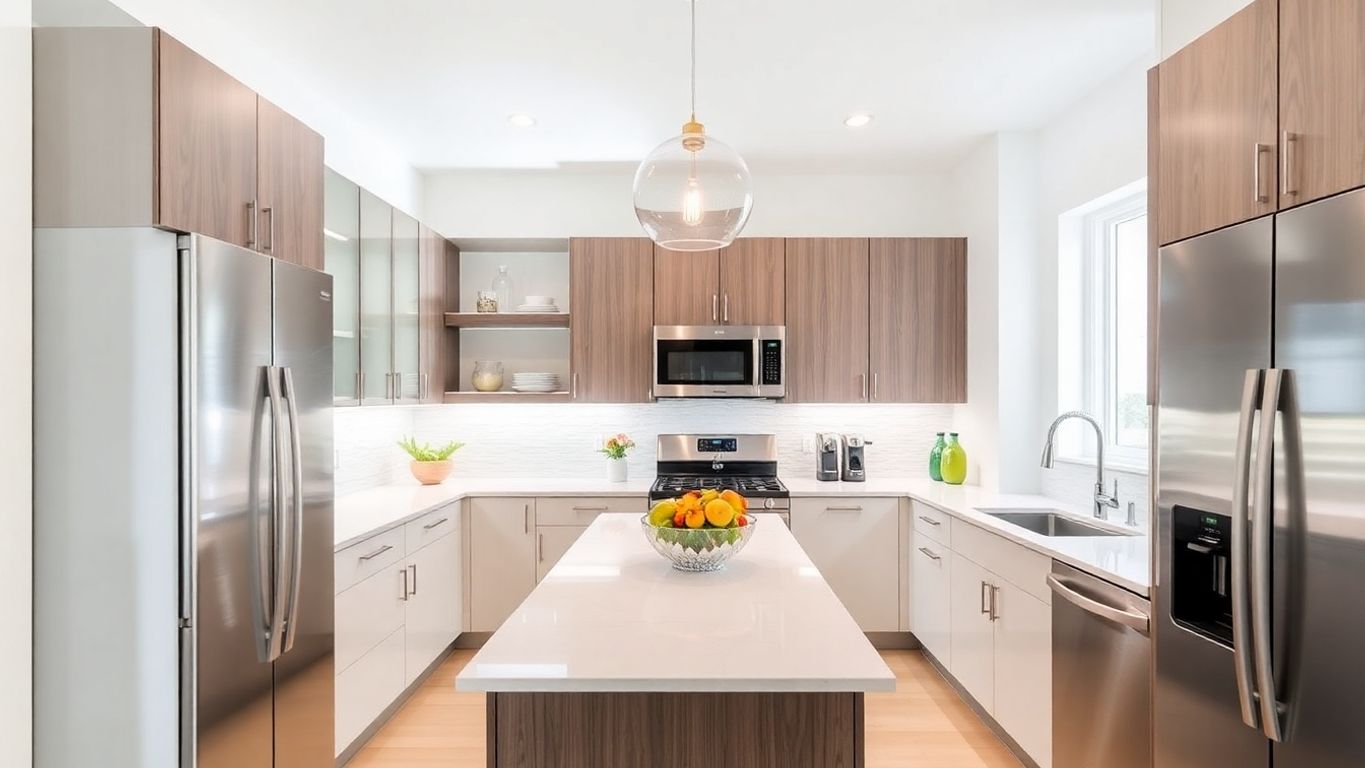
[443,237,572,403]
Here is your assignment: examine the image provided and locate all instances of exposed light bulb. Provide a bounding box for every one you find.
[682,176,704,226]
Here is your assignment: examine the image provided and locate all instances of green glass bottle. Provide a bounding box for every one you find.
[940,433,967,485]
[928,433,946,481]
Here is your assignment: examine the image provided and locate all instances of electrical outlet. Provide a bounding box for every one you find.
[801,435,816,454]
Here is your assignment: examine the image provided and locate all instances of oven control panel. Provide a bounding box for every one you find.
[696,438,738,453]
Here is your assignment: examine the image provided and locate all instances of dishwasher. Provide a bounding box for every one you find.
[1048,561,1152,768]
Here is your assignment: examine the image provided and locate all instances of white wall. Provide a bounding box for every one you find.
[423,169,959,239]
[43,0,425,215]
[336,402,952,496]
[1160,0,1254,59]
[1,1,32,765]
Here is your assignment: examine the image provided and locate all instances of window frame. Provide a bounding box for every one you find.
[1063,182,1149,472]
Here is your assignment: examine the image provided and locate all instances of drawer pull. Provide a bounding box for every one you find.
[357,544,393,562]
[400,568,409,601]
[422,516,449,531]
[825,505,863,512]
[572,505,609,512]
[917,546,941,561]
[917,514,942,527]
[408,564,418,596]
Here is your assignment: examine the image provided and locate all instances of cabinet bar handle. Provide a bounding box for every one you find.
[860,373,868,401]
[408,564,418,596]
[420,373,429,401]
[246,200,258,248]
[572,373,578,399]
[723,294,729,323]
[872,373,879,401]
[1282,132,1299,197]
[917,515,941,526]
[400,568,409,601]
[917,546,941,561]
[980,581,991,615]
[572,505,609,512]
[1252,143,1271,203]
[538,533,544,563]
[825,505,863,512]
[358,544,392,562]
[262,206,275,253]
[422,516,449,531]
[524,503,530,534]
[712,294,719,322]
[989,584,1000,621]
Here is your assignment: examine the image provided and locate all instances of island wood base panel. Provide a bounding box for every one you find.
[486,691,865,768]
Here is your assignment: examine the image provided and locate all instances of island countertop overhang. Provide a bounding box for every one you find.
[455,512,897,694]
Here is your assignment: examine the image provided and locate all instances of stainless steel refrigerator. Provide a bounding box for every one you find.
[35,229,334,767]
[1156,187,1365,767]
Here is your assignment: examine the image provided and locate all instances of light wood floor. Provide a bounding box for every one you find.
[347,648,1021,768]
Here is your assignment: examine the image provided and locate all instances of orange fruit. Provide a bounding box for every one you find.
[720,489,747,512]
[684,506,707,529]
[672,510,686,528]
[704,499,736,528]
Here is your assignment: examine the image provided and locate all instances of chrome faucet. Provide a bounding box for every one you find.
[1041,411,1120,520]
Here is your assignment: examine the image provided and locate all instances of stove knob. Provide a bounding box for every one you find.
[764,497,775,510]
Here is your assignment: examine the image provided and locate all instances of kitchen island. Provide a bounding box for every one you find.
[456,512,896,767]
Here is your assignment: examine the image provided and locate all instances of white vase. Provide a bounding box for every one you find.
[606,457,627,483]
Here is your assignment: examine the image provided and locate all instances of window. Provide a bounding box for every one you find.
[1058,181,1148,470]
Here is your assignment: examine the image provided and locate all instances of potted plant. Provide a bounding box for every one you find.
[398,437,465,485]
[599,433,636,483]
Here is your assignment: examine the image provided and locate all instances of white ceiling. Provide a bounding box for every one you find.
[185,0,1155,174]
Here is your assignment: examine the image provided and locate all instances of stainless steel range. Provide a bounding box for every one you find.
[650,434,790,525]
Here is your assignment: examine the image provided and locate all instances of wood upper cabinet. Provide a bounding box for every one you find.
[418,225,447,404]
[868,238,966,403]
[156,31,258,248]
[570,238,654,402]
[1157,0,1277,245]
[1279,0,1365,207]
[784,238,870,403]
[257,97,324,269]
[719,238,785,326]
[653,248,719,325]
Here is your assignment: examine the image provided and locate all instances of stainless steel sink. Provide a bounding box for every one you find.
[977,508,1135,537]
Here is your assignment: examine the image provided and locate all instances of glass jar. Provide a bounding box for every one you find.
[928,433,946,482]
[940,433,967,485]
[491,265,513,310]
[475,290,498,313]
[471,361,504,392]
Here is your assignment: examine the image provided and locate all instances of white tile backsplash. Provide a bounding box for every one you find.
[335,401,956,496]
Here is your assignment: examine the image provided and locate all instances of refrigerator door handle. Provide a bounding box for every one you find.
[265,366,289,662]
[1231,368,1264,730]
[1252,369,1286,742]
[280,366,305,654]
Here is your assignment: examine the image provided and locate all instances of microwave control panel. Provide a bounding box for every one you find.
[761,340,783,385]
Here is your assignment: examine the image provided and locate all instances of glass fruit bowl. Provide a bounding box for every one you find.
[640,515,757,572]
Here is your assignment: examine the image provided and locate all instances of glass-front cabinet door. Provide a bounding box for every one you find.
[323,169,361,405]
[359,188,394,404]
[391,208,421,403]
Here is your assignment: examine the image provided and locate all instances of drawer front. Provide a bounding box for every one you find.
[405,503,458,553]
[334,525,406,595]
[911,530,952,664]
[335,627,406,757]
[951,517,1051,604]
[535,496,647,526]
[911,501,951,546]
[335,562,407,674]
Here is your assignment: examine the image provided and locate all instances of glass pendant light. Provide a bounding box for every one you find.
[633,0,753,252]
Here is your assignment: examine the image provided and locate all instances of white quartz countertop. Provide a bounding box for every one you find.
[785,477,1151,594]
[455,513,897,693]
[334,474,1150,595]
[333,477,655,550]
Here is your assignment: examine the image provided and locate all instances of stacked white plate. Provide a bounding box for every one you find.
[511,372,561,393]
[515,296,560,313]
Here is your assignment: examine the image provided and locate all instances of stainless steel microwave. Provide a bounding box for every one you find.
[653,325,785,398]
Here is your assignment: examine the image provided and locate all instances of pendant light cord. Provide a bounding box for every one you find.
[690,0,696,121]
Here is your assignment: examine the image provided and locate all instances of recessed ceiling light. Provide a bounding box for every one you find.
[844,113,873,128]
[507,113,537,128]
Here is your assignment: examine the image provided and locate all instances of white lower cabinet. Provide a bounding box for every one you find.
[469,497,536,632]
[536,525,587,582]
[791,497,901,631]
[993,579,1052,768]
[404,525,462,685]
[949,552,996,712]
[334,504,463,757]
[910,530,951,664]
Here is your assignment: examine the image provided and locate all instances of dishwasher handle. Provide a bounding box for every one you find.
[1047,573,1149,633]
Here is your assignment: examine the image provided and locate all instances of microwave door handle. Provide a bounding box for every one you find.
[1231,369,1263,730]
